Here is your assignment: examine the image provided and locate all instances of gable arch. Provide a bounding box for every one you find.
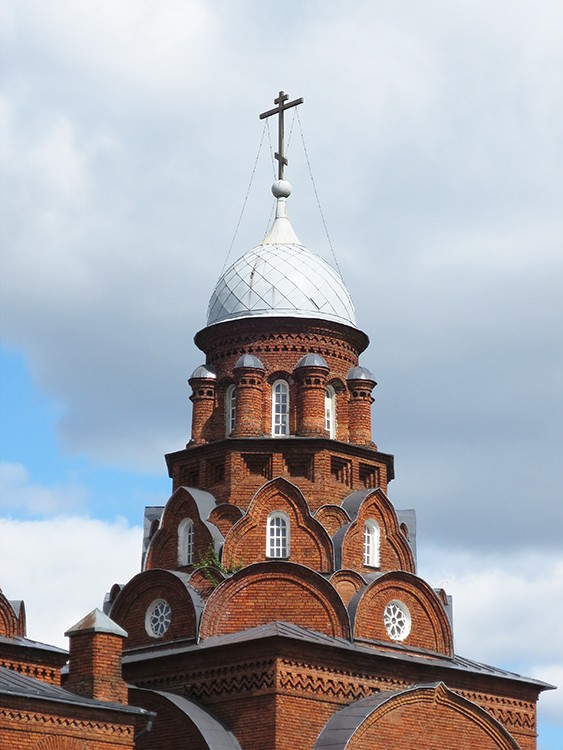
[145,486,223,572]
[314,504,350,536]
[314,682,522,750]
[199,561,350,641]
[221,477,333,572]
[208,503,244,537]
[0,591,19,637]
[341,488,415,574]
[329,569,366,606]
[350,570,453,655]
[109,568,204,648]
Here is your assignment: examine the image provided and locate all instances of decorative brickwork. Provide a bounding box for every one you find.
[318,683,522,750]
[199,562,351,640]
[314,504,350,536]
[222,478,333,571]
[0,706,136,749]
[351,571,453,655]
[329,570,366,605]
[144,486,221,572]
[341,488,416,574]
[110,569,201,648]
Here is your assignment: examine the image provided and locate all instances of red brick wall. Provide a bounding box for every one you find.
[65,632,127,703]
[222,478,333,572]
[0,700,137,749]
[199,562,350,640]
[110,570,198,648]
[341,490,415,575]
[352,573,453,656]
[129,689,209,750]
[341,684,521,750]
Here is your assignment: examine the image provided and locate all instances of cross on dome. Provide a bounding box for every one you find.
[259,90,304,180]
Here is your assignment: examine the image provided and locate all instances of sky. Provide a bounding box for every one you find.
[0,0,562,745]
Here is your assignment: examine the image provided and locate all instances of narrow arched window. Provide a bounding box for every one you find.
[225,384,236,436]
[267,511,290,558]
[363,519,380,567]
[178,519,194,566]
[272,380,289,436]
[325,385,336,439]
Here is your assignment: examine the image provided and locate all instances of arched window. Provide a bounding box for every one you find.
[363,519,380,567]
[225,384,236,436]
[272,380,289,436]
[325,385,336,439]
[178,518,194,565]
[267,511,290,558]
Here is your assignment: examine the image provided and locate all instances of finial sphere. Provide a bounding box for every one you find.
[272,179,292,198]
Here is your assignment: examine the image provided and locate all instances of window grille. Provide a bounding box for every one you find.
[363,519,380,567]
[178,518,194,565]
[272,381,289,436]
[267,512,290,558]
[225,384,236,436]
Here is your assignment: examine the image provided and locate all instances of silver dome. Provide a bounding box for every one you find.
[234,354,265,369]
[346,366,375,381]
[295,353,329,369]
[207,242,356,328]
[190,364,217,379]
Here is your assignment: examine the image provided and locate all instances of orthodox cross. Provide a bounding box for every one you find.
[259,90,304,180]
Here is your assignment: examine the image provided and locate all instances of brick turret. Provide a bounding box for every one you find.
[188,364,217,444]
[232,354,265,437]
[64,608,128,704]
[294,353,330,437]
[347,366,377,447]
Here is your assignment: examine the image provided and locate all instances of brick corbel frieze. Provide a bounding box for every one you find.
[274,657,536,743]
[276,657,409,704]
[0,707,135,739]
[130,658,276,702]
[455,688,537,738]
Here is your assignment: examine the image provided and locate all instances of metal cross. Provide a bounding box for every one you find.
[259,90,304,180]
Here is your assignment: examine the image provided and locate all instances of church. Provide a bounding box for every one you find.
[0,92,552,750]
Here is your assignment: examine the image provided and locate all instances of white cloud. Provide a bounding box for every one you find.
[0,462,87,516]
[0,515,142,648]
[0,1,561,547]
[419,545,562,726]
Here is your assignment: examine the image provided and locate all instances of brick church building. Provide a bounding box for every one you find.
[0,93,552,749]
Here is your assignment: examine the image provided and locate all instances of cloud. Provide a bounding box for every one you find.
[0,515,142,648]
[0,462,87,516]
[0,0,561,555]
[419,545,562,726]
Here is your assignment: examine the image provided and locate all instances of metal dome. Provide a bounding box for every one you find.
[295,353,329,369]
[206,188,357,329]
[346,365,375,381]
[190,364,217,379]
[234,354,265,369]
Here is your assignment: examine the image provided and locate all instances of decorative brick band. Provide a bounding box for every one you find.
[0,708,133,736]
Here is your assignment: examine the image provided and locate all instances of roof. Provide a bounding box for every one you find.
[132,688,242,749]
[65,608,127,638]
[0,666,152,717]
[122,621,553,692]
[0,634,67,656]
[206,187,357,329]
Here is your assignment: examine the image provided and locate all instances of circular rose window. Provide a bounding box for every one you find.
[145,599,172,638]
[383,600,411,641]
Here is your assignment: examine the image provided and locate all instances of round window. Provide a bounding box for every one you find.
[145,599,172,638]
[383,600,411,641]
